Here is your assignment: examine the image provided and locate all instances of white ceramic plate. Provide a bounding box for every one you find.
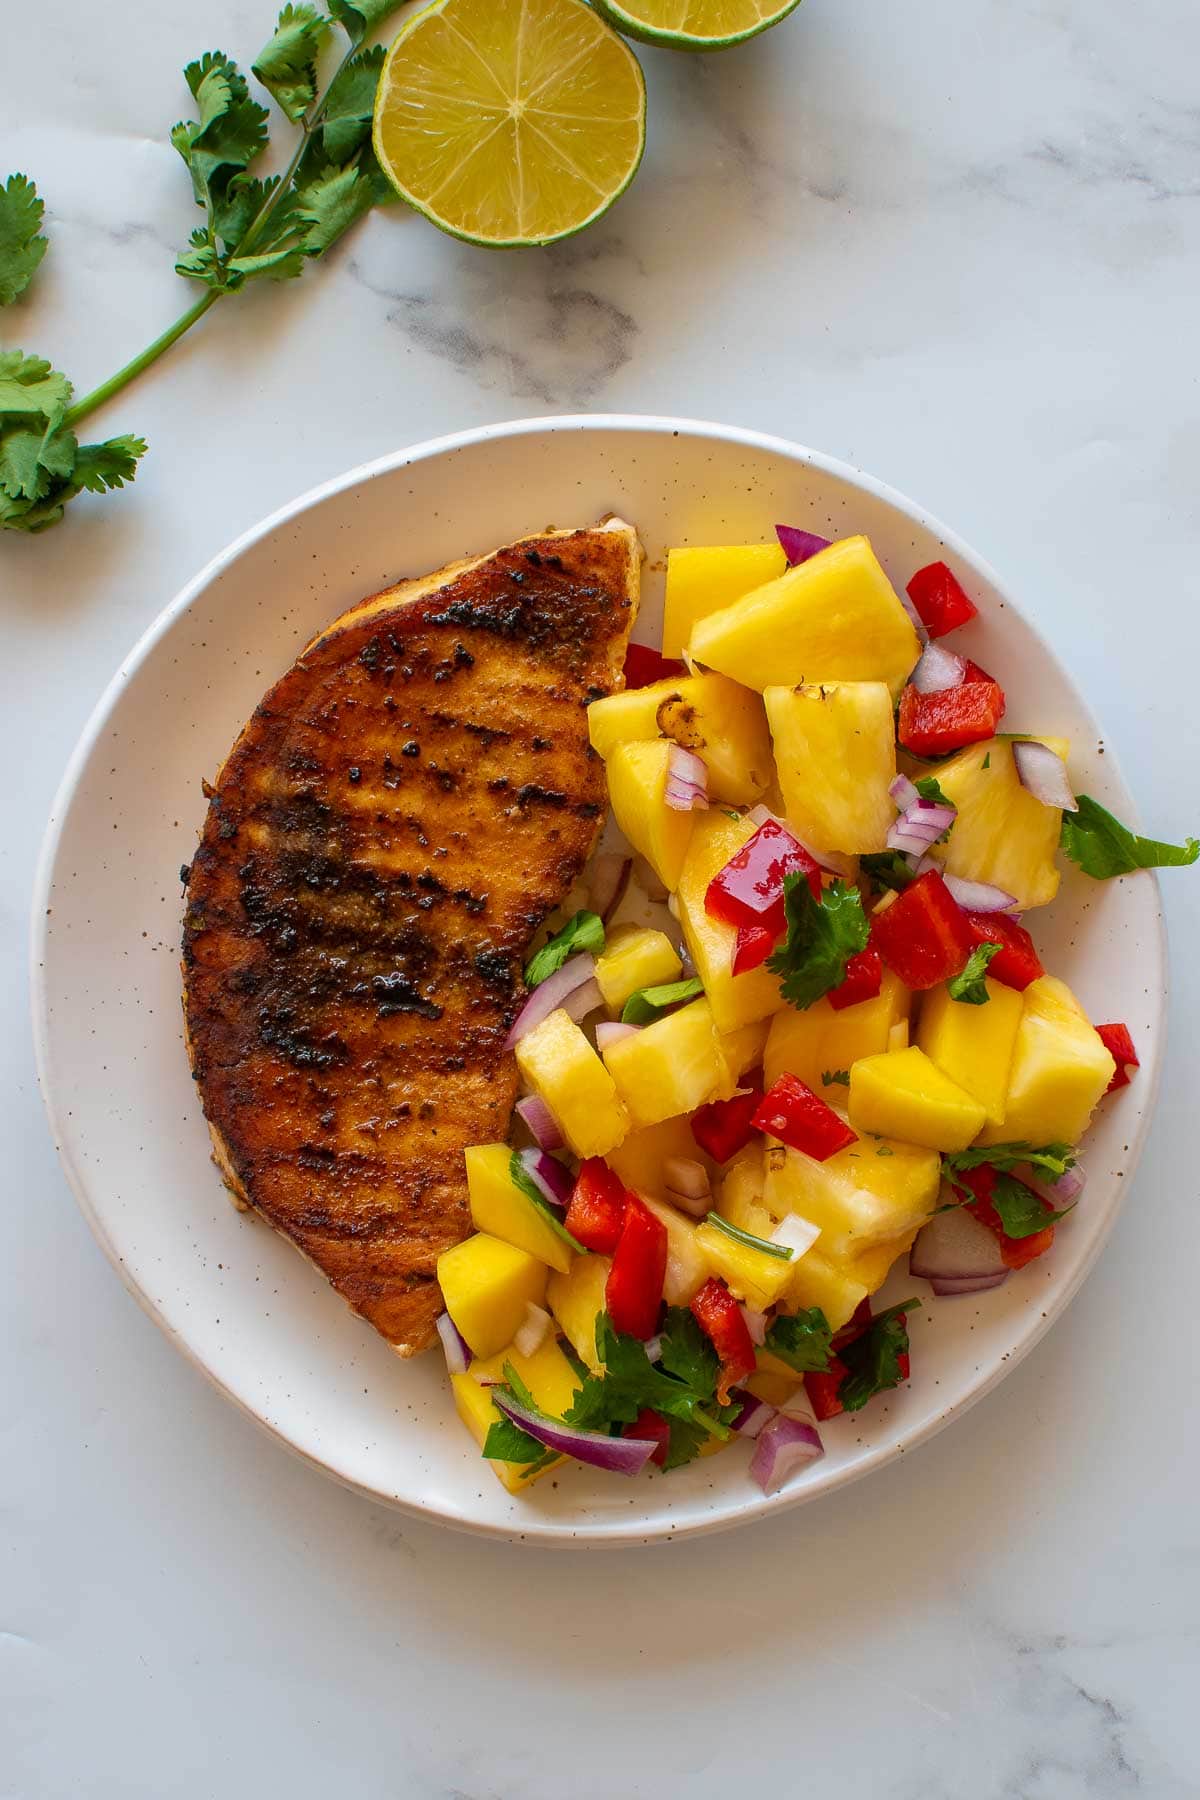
[32,416,1165,1547]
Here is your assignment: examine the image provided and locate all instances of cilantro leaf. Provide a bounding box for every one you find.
[253,4,331,124]
[621,976,703,1025]
[313,44,386,164]
[294,157,384,257]
[524,909,605,988]
[764,1307,832,1373]
[508,1151,585,1254]
[838,1299,919,1413]
[327,0,409,44]
[821,1069,850,1087]
[1060,795,1198,880]
[0,174,48,306]
[860,851,915,894]
[482,1415,548,1465]
[947,941,1000,1004]
[172,53,271,290]
[657,1307,719,1394]
[0,358,146,535]
[661,1416,710,1471]
[767,875,870,1010]
[0,350,72,419]
[565,1314,733,1465]
[988,1171,1075,1238]
[70,435,146,493]
[942,1141,1075,1189]
[915,776,950,807]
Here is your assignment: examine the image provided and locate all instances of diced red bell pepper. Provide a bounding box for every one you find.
[623,642,686,689]
[751,1073,857,1161]
[565,1158,628,1254]
[732,920,778,976]
[626,1406,671,1468]
[705,818,821,941]
[905,561,979,638]
[804,1356,849,1421]
[1096,1022,1139,1093]
[898,675,1006,756]
[605,1194,668,1339]
[826,942,883,1011]
[958,1165,1055,1270]
[690,1081,762,1164]
[871,870,974,990]
[964,910,1044,992]
[690,1277,757,1403]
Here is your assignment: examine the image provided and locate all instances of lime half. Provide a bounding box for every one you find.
[373,0,647,248]
[592,0,802,51]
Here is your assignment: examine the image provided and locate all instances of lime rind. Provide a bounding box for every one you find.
[592,0,803,52]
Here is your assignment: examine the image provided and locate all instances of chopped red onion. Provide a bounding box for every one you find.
[679,942,697,979]
[504,952,597,1049]
[889,773,921,813]
[1012,740,1078,813]
[492,1391,660,1476]
[664,1156,712,1217]
[1013,1160,1085,1208]
[886,799,956,854]
[910,1204,1007,1282]
[562,977,603,1023]
[749,1411,825,1494]
[595,1020,640,1053]
[517,1146,573,1209]
[589,852,632,925]
[436,1311,471,1375]
[644,1334,664,1364]
[771,1213,820,1258]
[929,1270,1010,1296]
[911,643,967,695]
[775,523,831,566]
[728,1388,776,1438]
[739,1303,768,1347]
[940,873,1018,912]
[665,744,709,812]
[513,1303,553,1357]
[515,1094,564,1152]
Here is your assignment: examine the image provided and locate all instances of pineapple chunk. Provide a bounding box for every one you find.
[602,997,727,1129]
[917,979,1023,1127]
[639,1193,709,1304]
[437,1233,548,1360]
[848,1047,986,1151]
[588,672,773,807]
[688,536,922,698]
[452,1335,580,1493]
[719,1017,771,1084]
[783,1254,867,1332]
[849,1230,921,1296]
[595,926,682,1014]
[718,1145,775,1240]
[694,1217,796,1310]
[926,737,1069,910]
[606,738,696,891]
[745,1349,803,1408]
[663,542,787,657]
[676,811,790,1033]
[547,1252,611,1372]
[764,968,909,1092]
[515,1009,629,1159]
[763,1136,940,1259]
[465,1143,575,1274]
[764,681,897,855]
[976,974,1115,1147]
[607,1115,712,1198]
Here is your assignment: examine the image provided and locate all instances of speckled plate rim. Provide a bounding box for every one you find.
[31,413,1167,1548]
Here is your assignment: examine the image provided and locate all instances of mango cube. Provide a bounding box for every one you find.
[764,968,909,1093]
[547,1252,611,1372]
[688,535,922,698]
[602,997,727,1129]
[515,1009,629,1158]
[639,1192,709,1305]
[594,926,682,1014]
[465,1143,574,1275]
[784,1252,868,1332]
[676,811,790,1033]
[926,737,1069,910]
[695,1217,796,1310]
[848,1047,986,1152]
[764,680,897,855]
[606,738,696,891]
[917,978,1023,1127]
[976,975,1115,1147]
[437,1232,548,1360]
[663,542,787,657]
[763,1136,939,1259]
[452,1335,581,1493]
[606,1115,713,1199]
[588,671,774,807]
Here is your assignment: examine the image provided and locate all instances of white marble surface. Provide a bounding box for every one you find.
[3,0,1200,1793]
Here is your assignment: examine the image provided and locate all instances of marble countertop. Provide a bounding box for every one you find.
[4,1,1199,1793]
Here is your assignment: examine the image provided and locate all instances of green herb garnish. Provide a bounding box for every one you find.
[1060,795,1198,880]
[947,941,1000,1005]
[767,875,870,1010]
[821,1069,850,1088]
[704,1213,793,1261]
[565,1313,739,1471]
[524,909,605,988]
[860,851,916,894]
[838,1299,920,1412]
[621,976,703,1025]
[508,1151,586,1254]
[0,174,48,305]
[764,1307,833,1373]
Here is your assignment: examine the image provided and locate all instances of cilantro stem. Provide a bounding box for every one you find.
[64,289,224,429]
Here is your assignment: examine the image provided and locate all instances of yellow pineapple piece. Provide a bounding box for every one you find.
[718,1017,771,1084]
[888,1018,909,1052]
[764,968,909,1093]
[694,1216,796,1310]
[437,1233,548,1360]
[848,1047,986,1151]
[676,811,790,1034]
[849,1230,921,1296]
[515,1009,629,1158]
[602,997,727,1128]
[745,1349,803,1408]
[588,672,773,806]
[764,681,897,855]
[663,542,787,657]
[547,1252,611,1373]
[688,536,922,698]
[718,1145,775,1240]
[639,1193,709,1305]
[926,737,1069,910]
[594,926,682,1014]
[763,1136,939,1259]
[606,738,696,891]
[917,978,1023,1128]
[606,1115,712,1198]
[452,1335,581,1494]
[465,1143,574,1275]
[784,1253,867,1332]
[976,974,1115,1147]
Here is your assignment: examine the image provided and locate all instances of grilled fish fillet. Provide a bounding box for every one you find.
[182,520,639,1354]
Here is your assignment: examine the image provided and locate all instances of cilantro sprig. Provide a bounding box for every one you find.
[767,875,870,1010]
[565,1312,739,1472]
[941,1143,1079,1237]
[621,976,703,1025]
[838,1299,919,1412]
[524,910,605,989]
[1060,795,1198,880]
[859,851,915,894]
[946,941,1000,1004]
[0,2,406,534]
[764,1307,833,1374]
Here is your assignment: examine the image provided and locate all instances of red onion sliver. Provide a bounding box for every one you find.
[910,1205,1007,1282]
[436,1311,471,1375]
[775,524,831,566]
[728,1387,776,1438]
[1013,1160,1085,1207]
[749,1412,824,1494]
[644,1334,664,1364]
[771,1213,819,1258]
[663,1157,710,1201]
[517,1146,573,1209]
[595,1019,641,1054]
[504,952,596,1050]
[889,773,920,813]
[513,1303,553,1357]
[493,1392,660,1476]
[911,643,967,695]
[562,977,603,1023]
[739,1304,768,1347]
[940,874,1018,912]
[929,1270,1011,1296]
[515,1093,564,1152]
[1012,740,1078,812]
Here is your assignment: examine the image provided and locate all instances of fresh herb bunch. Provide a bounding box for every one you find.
[0,0,404,534]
